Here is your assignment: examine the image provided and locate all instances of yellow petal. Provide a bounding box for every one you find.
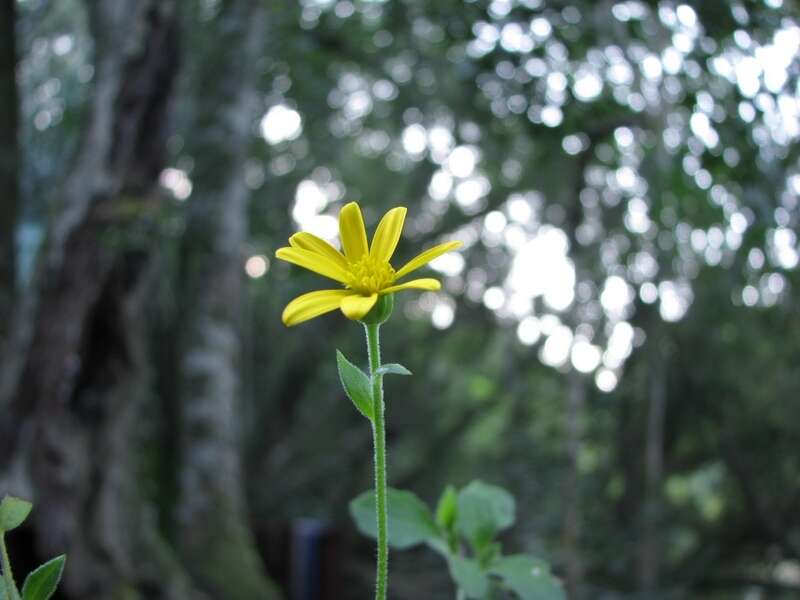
[289,232,347,269]
[380,278,441,294]
[394,241,463,279]
[339,202,369,262]
[370,206,407,263]
[282,289,354,326]
[275,247,350,283]
[340,293,379,320]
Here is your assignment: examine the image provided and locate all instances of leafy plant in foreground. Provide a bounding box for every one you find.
[351,481,565,600]
[0,496,66,600]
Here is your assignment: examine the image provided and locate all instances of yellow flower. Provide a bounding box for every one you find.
[276,202,462,326]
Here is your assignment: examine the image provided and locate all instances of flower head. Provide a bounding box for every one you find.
[276,202,462,326]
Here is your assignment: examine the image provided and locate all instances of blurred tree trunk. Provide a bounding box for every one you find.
[557,134,599,600]
[561,371,585,600]
[637,329,667,592]
[0,2,206,598]
[174,2,281,599]
[0,0,19,331]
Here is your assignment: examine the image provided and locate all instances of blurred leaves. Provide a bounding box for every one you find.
[349,488,441,550]
[456,481,515,552]
[448,555,489,599]
[489,555,565,600]
[351,482,563,599]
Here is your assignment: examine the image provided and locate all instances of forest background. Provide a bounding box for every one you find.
[1,0,799,598]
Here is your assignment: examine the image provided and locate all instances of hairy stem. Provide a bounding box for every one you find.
[0,533,20,600]
[365,322,388,600]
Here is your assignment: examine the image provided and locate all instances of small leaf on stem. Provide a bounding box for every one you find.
[375,363,412,377]
[21,555,66,600]
[0,497,32,533]
[336,349,374,421]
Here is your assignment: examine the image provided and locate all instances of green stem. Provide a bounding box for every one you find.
[0,533,20,600]
[456,589,466,600]
[365,322,388,600]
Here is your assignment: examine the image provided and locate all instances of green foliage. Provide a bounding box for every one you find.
[489,556,565,600]
[0,497,32,533]
[20,556,66,600]
[0,498,66,600]
[374,363,412,377]
[335,349,373,421]
[448,555,489,598]
[349,488,440,550]
[435,485,458,532]
[336,346,410,422]
[456,481,515,551]
[350,482,563,599]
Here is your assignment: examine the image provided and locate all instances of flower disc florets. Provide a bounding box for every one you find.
[347,255,396,294]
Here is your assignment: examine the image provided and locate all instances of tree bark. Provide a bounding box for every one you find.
[637,329,667,592]
[561,371,585,600]
[0,0,19,331]
[0,2,207,598]
[174,2,281,599]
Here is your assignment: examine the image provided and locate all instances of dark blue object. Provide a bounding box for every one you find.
[290,518,329,600]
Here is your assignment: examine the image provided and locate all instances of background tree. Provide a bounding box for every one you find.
[175,1,280,598]
[0,0,19,331]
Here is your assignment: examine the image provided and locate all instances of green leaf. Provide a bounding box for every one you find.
[0,497,32,533]
[489,555,565,600]
[349,488,442,549]
[448,555,489,599]
[336,350,373,421]
[0,579,8,600]
[476,541,502,568]
[21,556,66,600]
[435,485,458,530]
[456,481,515,551]
[375,363,412,376]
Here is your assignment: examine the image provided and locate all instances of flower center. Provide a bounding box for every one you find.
[346,255,396,294]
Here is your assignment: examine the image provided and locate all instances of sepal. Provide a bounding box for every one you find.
[360,293,394,325]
